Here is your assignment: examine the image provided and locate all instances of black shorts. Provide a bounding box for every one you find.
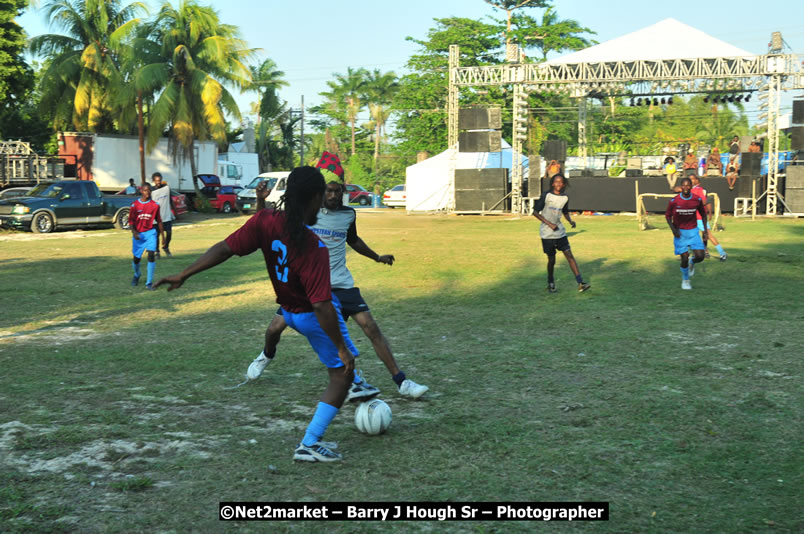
[273,287,370,320]
[541,236,571,256]
[332,287,370,319]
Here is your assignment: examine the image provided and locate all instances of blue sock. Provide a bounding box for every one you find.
[715,244,725,255]
[146,261,156,285]
[575,273,583,284]
[681,266,689,280]
[132,261,141,278]
[392,371,406,387]
[302,402,339,447]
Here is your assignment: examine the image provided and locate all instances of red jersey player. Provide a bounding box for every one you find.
[129,183,164,289]
[666,177,708,290]
[154,167,357,463]
[690,174,727,261]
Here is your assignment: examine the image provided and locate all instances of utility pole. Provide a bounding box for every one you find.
[299,95,305,166]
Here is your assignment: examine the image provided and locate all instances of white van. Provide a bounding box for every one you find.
[236,171,290,213]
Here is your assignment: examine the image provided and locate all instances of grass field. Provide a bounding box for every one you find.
[1,211,802,533]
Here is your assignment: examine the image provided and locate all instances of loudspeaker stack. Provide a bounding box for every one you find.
[785,166,804,213]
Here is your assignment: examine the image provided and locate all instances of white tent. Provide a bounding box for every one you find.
[544,18,754,65]
[405,139,529,212]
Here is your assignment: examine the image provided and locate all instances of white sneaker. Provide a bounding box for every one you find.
[688,261,695,277]
[293,441,342,462]
[681,280,692,290]
[246,353,270,380]
[346,370,380,403]
[399,379,429,399]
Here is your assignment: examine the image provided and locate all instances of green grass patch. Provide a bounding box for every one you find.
[0,212,801,532]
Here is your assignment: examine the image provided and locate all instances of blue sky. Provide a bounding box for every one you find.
[18,0,804,125]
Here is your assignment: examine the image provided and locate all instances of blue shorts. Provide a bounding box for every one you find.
[674,228,705,255]
[696,219,711,232]
[280,297,359,368]
[132,228,157,258]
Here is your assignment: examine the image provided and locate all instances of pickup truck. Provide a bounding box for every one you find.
[188,174,239,213]
[0,180,133,233]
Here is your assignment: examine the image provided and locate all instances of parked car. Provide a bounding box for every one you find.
[382,184,406,208]
[170,191,188,218]
[0,180,132,233]
[194,174,239,213]
[0,187,32,200]
[344,184,372,205]
[237,172,289,213]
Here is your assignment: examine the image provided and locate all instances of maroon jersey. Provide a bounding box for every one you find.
[225,210,331,313]
[130,199,162,232]
[666,193,705,229]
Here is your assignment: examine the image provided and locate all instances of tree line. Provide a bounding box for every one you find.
[1,0,754,194]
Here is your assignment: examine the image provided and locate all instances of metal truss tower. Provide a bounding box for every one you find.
[447,50,804,214]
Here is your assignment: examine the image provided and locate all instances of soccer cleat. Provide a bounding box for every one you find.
[293,441,342,462]
[163,247,172,257]
[578,282,591,293]
[131,274,140,287]
[346,370,380,403]
[246,353,270,380]
[547,282,557,293]
[704,250,711,258]
[399,379,429,399]
[719,252,727,261]
[155,250,160,259]
[145,283,154,290]
[681,280,692,290]
[688,261,695,277]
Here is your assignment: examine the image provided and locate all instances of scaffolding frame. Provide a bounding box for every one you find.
[448,49,804,215]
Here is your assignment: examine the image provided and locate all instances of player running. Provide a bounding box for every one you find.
[130,183,165,290]
[155,167,357,463]
[247,154,429,400]
[532,174,591,293]
[690,174,727,261]
[666,177,708,290]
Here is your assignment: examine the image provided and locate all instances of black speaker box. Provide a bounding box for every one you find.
[784,189,804,213]
[625,169,641,177]
[790,127,804,151]
[455,168,507,210]
[459,131,502,152]
[793,100,804,125]
[542,140,567,162]
[458,108,502,130]
[741,152,762,175]
[786,166,804,189]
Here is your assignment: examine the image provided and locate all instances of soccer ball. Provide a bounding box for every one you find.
[354,399,392,435]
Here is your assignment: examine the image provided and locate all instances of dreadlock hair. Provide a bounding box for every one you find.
[277,166,325,252]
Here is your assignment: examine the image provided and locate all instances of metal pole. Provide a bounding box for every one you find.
[577,96,588,164]
[766,73,780,214]
[448,45,459,212]
[299,95,305,166]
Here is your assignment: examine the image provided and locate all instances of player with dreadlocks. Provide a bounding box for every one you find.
[155,166,358,463]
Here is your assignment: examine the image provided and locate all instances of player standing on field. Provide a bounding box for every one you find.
[532,174,591,293]
[247,155,429,400]
[130,183,164,290]
[154,167,357,463]
[150,172,175,257]
[690,174,727,261]
[666,177,708,290]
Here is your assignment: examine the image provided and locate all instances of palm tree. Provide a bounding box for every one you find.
[130,0,254,191]
[364,69,398,161]
[512,7,595,60]
[249,58,287,172]
[324,67,367,155]
[29,0,147,132]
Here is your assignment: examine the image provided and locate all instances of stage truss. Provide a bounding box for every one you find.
[447,45,804,215]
